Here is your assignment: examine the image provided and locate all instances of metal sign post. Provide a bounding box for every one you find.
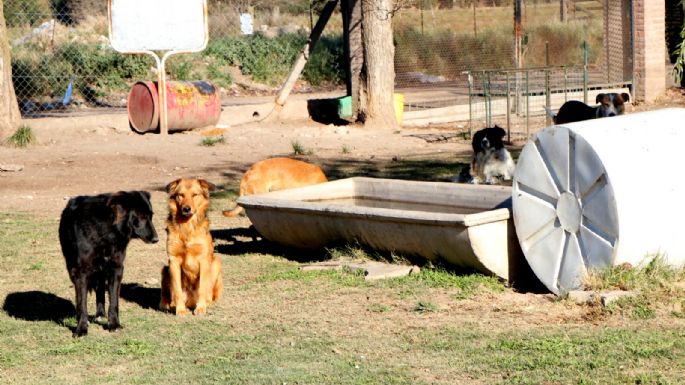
[108,0,208,135]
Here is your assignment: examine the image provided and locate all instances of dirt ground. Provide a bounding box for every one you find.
[0,108,476,216]
[3,87,685,218]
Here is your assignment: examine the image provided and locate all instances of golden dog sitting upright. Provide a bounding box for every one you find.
[161,178,222,316]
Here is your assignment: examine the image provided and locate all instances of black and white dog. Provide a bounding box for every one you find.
[545,92,630,125]
[455,125,515,185]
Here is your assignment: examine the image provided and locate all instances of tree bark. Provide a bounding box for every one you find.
[0,2,21,139]
[359,0,398,129]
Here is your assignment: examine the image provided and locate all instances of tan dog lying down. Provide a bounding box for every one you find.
[223,157,328,217]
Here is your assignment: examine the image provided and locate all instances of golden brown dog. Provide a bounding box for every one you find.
[160,178,223,316]
[223,157,328,217]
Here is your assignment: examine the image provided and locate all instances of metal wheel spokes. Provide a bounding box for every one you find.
[513,126,619,293]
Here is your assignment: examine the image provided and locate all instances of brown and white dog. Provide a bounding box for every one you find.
[546,92,630,125]
[223,157,328,217]
[161,178,222,316]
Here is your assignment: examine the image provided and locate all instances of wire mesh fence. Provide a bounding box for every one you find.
[466,66,589,140]
[5,0,632,126]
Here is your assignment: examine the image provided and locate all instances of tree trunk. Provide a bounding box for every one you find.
[359,0,398,129]
[0,2,21,139]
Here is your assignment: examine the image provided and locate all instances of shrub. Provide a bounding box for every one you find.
[303,34,345,86]
[12,42,152,102]
[205,32,344,86]
[206,34,304,85]
[5,125,37,148]
[3,0,50,27]
[51,0,107,25]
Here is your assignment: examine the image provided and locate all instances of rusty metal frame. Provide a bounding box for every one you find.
[107,0,209,135]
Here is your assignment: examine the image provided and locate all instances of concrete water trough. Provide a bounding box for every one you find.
[238,177,525,281]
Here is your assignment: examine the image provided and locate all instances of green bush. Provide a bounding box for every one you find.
[51,0,107,25]
[12,42,151,101]
[4,125,37,148]
[205,33,344,86]
[3,0,50,27]
[303,34,345,86]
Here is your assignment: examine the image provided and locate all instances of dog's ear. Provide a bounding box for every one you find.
[595,93,605,104]
[621,93,630,102]
[198,179,217,193]
[494,125,506,137]
[136,191,154,212]
[166,179,181,195]
[107,192,130,231]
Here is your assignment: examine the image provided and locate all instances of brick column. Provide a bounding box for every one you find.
[633,0,666,102]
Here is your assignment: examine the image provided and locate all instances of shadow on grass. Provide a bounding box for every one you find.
[320,157,469,182]
[3,291,75,324]
[120,283,162,311]
[212,227,327,263]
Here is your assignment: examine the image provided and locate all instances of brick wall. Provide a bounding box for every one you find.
[633,0,666,102]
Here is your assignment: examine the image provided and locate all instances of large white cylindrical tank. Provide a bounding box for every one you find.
[512,108,685,294]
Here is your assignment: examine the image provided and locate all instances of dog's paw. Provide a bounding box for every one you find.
[175,307,190,316]
[106,322,122,332]
[72,325,88,338]
[193,305,207,316]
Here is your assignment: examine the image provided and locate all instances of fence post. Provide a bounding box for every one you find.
[563,67,568,102]
[525,70,530,138]
[545,42,551,126]
[468,72,473,139]
[583,40,589,104]
[482,71,492,127]
[506,72,511,143]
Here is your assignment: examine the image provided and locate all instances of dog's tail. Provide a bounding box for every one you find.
[222,205,244,217]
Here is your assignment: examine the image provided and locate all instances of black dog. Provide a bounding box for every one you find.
[547,92,630,125]
[59,191,158,337]
[453,125,515,184]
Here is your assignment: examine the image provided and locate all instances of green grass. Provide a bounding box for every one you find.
[199,135,225,147]
[290,140,313,156]
[2,212,685,384]
[582,256,685,320]
[4,125,37,148]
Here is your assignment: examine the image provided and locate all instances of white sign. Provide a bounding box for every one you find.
[109,0,207,52]
[240,13,253,35]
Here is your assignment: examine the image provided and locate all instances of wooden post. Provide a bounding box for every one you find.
[275,0,338,107]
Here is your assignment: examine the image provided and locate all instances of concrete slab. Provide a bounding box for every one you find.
[300,259,420,281]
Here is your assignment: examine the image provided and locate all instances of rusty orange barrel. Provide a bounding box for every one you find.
[127,80,221,133]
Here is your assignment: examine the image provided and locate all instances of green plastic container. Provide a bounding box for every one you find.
[338,96,352,118]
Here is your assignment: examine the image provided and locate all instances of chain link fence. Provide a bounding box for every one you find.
[5,0,631,127]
